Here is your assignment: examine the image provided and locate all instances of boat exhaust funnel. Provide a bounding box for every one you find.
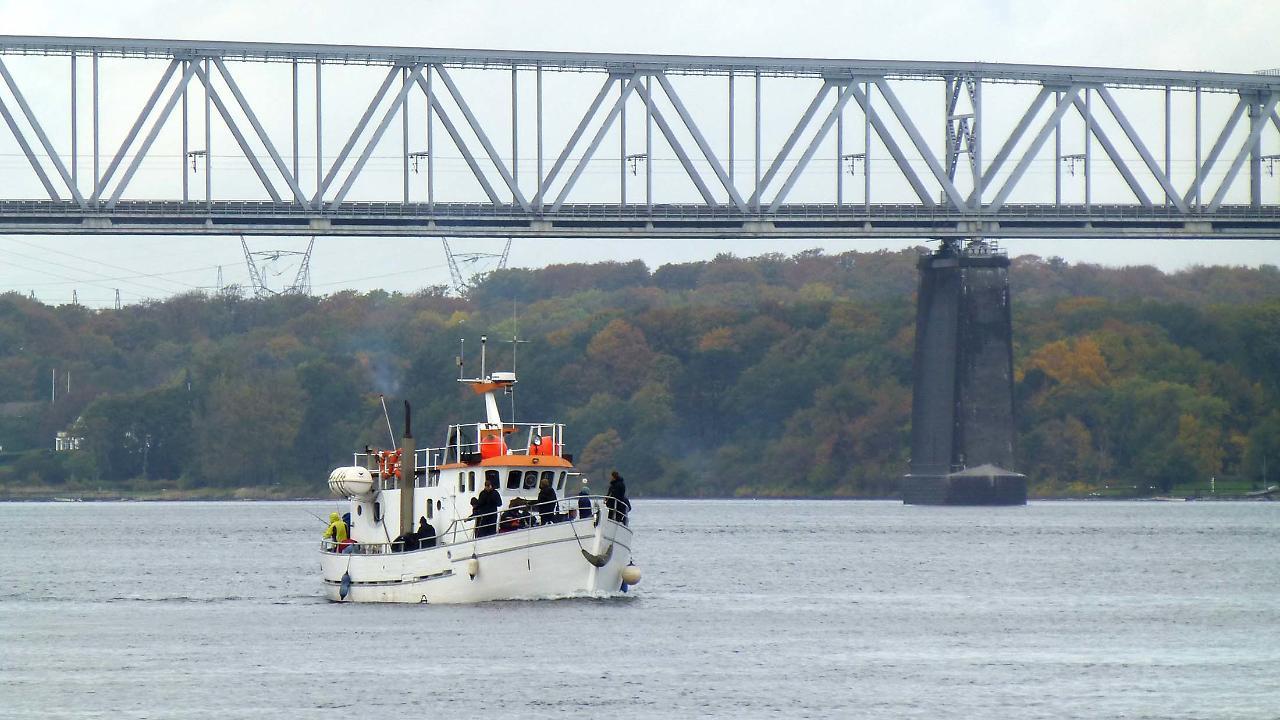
[399,400,416,538]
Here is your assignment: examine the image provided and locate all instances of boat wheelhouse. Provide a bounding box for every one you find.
[320,340,639,603]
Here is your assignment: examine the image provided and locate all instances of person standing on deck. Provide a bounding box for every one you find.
[474,478,502,537]
[323,512,348,547]
[534,476,561,524]
[605,471,630,524]
[577,481,592,521]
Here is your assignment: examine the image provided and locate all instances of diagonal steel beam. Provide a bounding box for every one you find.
[1182,98,1247,209]
[632,78,722,209]
[0,93,61,200]
[1272,107,1280,135]
[330,65,425,208]
[412,72,503,205]
[212,58,308,206]
[535,75,616,210]
[433,65,530,211]
[312,65,399,205]
[968,86,1051,206]
[747,82,831,207]
[1208,93,1279,211]
[551,74,640,212]
[652,73,747,212]
[848,82,938,208]
[0,58,86,207]
[189,62,285,204]
[873,78,967,210]
[768,81,858,212]
[94,58,179,202]
[988,87,1080,212]
[1095,86,1189,213]
[106,61,200,208]
[1070,93,1152,207]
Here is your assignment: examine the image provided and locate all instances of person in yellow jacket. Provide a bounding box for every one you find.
[323,512,348,546]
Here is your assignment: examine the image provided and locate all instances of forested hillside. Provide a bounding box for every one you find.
[2,248,1278,499]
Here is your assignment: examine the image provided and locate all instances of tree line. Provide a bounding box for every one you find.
[1,248,1278,499]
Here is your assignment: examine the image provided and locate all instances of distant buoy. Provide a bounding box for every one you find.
[339,572,352,600]
[621,564,641,586]
[466,556,480,580]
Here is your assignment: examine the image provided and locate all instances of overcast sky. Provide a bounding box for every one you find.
[2,0,1278,307]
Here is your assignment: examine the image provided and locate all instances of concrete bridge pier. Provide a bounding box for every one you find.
[903,241,1026,505]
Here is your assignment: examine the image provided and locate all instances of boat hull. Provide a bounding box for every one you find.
[320,516,634,604]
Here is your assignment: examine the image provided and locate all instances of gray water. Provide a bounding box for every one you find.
[3,499,1278,719]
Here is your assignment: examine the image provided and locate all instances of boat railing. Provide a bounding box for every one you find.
[319,495,627,555]
[349,421,566,479]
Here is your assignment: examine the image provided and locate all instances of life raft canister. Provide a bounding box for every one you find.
[479,430,507,459]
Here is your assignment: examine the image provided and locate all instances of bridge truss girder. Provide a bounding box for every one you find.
[0,36,1278,239]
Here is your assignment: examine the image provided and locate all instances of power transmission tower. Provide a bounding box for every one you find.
[441,237,513,295]
[114,289,121,310]
[241,236,316,298]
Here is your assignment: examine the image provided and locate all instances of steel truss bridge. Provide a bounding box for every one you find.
[0,36,1278,239]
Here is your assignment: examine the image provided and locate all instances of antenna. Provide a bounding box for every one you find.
[480,335,487,379]
[457,338,465,379]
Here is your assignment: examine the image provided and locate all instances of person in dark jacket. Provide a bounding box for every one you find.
[416,516,436,549]
[605,470,630,524]
[576,481,593,521]
[473,478,502,537]
[533,476,561,524]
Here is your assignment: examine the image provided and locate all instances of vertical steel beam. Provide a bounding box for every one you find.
[1054,90,1061,206]
[506,66,512,198]
[1084,88,1092,211]
[535,63,542,210]
[1249,95,1262,209]
[1164,85,1171,207]
[836,91,844,207]
[620,77,627,205]
[646,73,653,212]
[315,62,322,196]
[70,51,77,188]
[728,71,735,183]
[92,51,98,204]
[182,60,188,203]
[332,65,425,208]
[402,66,410,205]
[426,65,434,208]
[753,70,761,212]
[1194,85,1202,210]
[292,60,299,187]
[864,80,871,212]
[204,58,211,206]
[972,78,982,208]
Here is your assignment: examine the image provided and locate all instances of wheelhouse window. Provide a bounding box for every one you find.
[523,470,538,489]
[540,470,555,488]
[485,470,500,489]
[429,469,440,487]
[458,472,465,492]
[468,471,476,492]
[507,470,522,489]
[557,471,566,491]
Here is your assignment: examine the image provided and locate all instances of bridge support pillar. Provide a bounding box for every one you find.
[902,242,1026,505]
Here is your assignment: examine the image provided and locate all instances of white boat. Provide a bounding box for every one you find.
[320,340,639,603]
